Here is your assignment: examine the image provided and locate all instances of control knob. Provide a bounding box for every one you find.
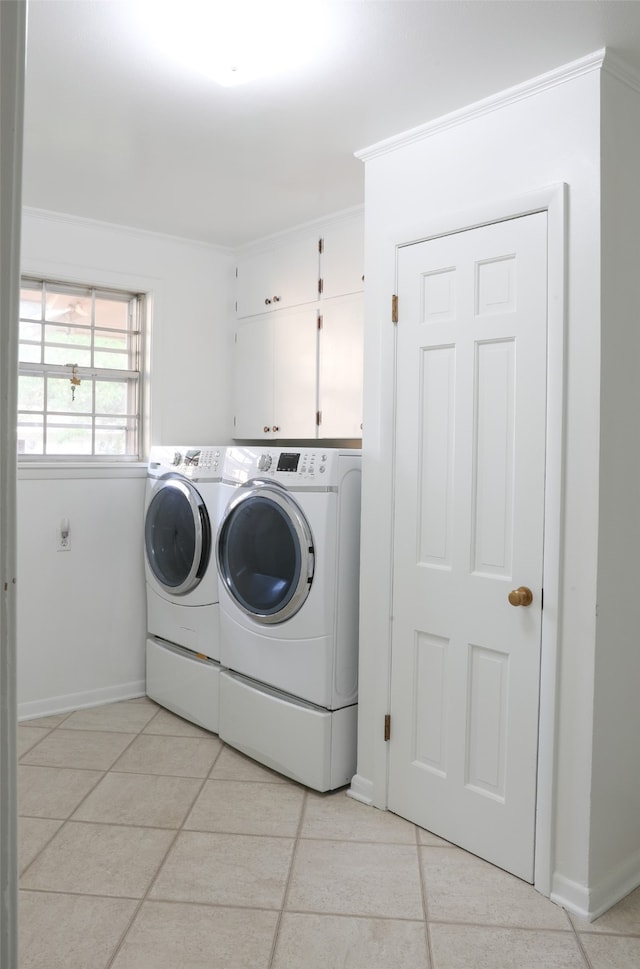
[258,454,272,472]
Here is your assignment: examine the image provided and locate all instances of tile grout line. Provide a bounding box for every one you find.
[567,912,598,969]
[415,826,435,969]
[266,786,310,969]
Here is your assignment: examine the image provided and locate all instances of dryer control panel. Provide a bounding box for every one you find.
[223,446,361,487]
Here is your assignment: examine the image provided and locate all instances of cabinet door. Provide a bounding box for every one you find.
[320,217,364,300]
[233,316,273,439]
[272,307,318,439]
[236,233,319,318]
[317,294,363,439]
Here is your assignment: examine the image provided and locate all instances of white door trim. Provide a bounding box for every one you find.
[377,184,566,897]
[0,2,26,964]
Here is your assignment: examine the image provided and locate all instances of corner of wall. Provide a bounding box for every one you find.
[347,773,375,806]
[551,847,640,922]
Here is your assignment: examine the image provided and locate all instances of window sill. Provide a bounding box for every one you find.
[17,461,147,481]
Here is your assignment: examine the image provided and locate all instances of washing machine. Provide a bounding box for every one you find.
[216,445,361,790]
[144,444,226,732]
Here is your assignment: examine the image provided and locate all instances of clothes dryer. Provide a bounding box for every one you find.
[216,446,361,790]
[144,444,225,731]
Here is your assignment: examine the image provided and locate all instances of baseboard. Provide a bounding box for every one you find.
[551,847,640,921]
[347,772,375,805]
[550,874,591,920]
[18,680,146,721]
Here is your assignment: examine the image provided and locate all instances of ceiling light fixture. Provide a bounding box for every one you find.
[139,0,331,87]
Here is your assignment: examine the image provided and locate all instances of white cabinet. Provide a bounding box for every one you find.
[233,211,364,440]
[320,219,365,300]
[233,307,318,440]
[318,294,363,439]
[235,232,319,318]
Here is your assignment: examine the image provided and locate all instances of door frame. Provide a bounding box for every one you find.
[376,184,566,897]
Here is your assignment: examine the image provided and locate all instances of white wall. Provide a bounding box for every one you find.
[17,211,235,715]
[17,469,148,717]
[355,55,610,916]
[589,66,640,909]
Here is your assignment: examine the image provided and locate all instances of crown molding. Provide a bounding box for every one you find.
[22,206,234,254]
[356,48,608,163]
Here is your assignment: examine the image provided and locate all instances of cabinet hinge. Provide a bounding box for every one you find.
[318,277,324,295]
[384,714,391,742]
[318,237,324,254]
[392,294,398,324]
[316,410,322,426]
[317,313,323,331]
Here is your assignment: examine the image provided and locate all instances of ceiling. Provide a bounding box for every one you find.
[22,0,640,248]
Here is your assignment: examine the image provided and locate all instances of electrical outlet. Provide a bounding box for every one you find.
[58,518,70,551]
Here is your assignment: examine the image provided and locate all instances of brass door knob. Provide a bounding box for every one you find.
[508,586,533,607]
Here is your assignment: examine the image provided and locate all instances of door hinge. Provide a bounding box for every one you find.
[317,313,323,331]
[318,237,324,254]
[391,294,398,324]
[384,714,391,742]
[316,410,322,427]
[318,277,324,295]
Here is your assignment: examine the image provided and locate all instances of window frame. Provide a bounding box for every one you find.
[17,276,146,463]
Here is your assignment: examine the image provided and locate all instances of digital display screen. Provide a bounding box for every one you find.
[185,450,201,465]
[277,452,300,472]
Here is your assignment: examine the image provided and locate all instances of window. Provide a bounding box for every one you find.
[18,278,144,459]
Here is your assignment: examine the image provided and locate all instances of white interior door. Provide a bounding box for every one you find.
[388,213,547,882]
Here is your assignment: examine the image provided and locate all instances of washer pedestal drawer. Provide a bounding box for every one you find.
[219,670,357,791]
[146,637,220,734]
[146,590,221,660]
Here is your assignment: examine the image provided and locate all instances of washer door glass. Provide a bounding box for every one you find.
[145,477,211,595]
[217,481,314,624]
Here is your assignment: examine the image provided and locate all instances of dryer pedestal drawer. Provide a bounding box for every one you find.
[219,670,357,791]
[146,638,220,734]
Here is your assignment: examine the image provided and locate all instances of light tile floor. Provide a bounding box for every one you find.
[17,698,640,968]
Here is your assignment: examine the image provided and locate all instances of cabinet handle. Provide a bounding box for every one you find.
[272,295,280,303]
[264,298,272,305]
[263,426,270,433]
[272,425,280,432]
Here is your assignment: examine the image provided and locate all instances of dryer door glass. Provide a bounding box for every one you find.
[217,484,314,624]
[145,478,211,595]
